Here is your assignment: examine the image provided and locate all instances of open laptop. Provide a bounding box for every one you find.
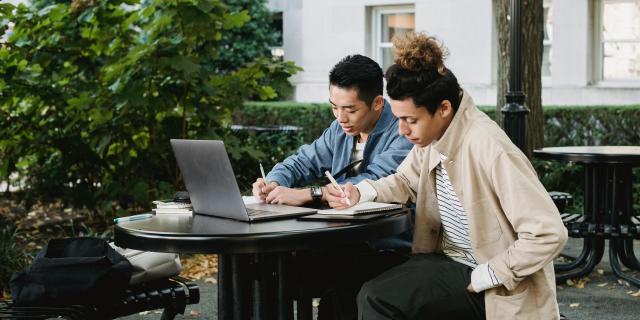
[170,139,317,222]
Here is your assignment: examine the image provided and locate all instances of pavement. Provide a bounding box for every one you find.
[122,238,640,320]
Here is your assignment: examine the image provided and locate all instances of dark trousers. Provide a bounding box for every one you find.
[297,244,409,320]
[357,253,485,320]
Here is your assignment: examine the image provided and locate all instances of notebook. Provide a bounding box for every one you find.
[316,202,403,216]
[297,202,404,222]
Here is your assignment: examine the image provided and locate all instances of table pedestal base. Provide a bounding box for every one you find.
[218,253,297,320]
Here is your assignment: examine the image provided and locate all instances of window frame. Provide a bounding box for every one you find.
[370,5,415,71]
[593,0,640,85]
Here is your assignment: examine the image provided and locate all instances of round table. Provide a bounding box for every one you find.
[534,146,640,286]
[114,209,410,320]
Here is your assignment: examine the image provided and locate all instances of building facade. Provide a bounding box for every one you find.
[269,0,640,106]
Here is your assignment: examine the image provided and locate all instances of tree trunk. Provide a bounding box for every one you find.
[494,0,544,156]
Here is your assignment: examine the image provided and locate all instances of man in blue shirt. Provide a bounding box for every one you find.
[252,54,412,206]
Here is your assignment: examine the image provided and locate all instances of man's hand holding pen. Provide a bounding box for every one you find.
[252,178,279,201]
[325,182,360,209]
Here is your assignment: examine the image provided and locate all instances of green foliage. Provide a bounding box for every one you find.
[542,105,640,146]
[0,0,299,215]
[229,127,303,192]
[211,0,294,100]
[215,0,279,73]
[234,102,334,142]
[0,226,30,294]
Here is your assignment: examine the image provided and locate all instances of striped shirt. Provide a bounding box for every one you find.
[436,154,501,291]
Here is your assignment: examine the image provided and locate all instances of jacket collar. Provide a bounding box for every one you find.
[428,90,478,172]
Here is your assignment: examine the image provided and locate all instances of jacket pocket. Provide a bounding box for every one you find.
[469,199,502,245]
[486,280,536,320]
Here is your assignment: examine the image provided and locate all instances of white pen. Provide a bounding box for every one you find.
[259,162,268,184]
[113,213,153,224]
[324,170,352,206]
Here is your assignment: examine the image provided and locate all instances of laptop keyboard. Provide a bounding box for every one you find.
[247,208,277,217]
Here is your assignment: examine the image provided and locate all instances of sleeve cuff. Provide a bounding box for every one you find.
[471,263,502,292]
[265,174,286,187]
[355,181,378,203]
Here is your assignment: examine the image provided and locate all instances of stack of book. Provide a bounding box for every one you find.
[152,200,193,215]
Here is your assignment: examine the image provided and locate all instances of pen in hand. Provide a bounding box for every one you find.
[324,170,352,206]
[259,162,268,185]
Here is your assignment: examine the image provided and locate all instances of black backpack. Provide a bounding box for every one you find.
[10,237,132,307]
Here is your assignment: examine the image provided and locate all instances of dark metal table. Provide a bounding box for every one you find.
[114,209,410,320]
[534,146,640,286]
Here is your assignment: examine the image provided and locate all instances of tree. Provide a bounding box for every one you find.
[215,0,279,73]
[0,0,300,212]
[494,0,544,156]
[215,0,293,100]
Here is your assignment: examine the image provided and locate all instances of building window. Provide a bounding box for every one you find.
[270,11,284,61]
[371,6,415,71]
[597,0,640,82]
[542,0,553,79]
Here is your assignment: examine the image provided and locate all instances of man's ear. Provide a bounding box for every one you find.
[439,100,453,119]
[372,95,385,111]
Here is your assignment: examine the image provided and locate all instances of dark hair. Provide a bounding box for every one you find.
[385,32,462,114]
[329,54,383,106]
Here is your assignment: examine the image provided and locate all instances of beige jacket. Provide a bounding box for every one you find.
[365,92,568,320]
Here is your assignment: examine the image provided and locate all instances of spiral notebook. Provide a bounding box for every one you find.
[316,202,402,216]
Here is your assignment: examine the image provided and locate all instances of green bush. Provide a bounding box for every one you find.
[234,102,334,142]
[0,0,300,215]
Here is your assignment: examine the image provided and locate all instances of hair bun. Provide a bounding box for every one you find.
[392,32,448,76]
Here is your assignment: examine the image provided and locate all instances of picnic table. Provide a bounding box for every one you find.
[534,146,640,287]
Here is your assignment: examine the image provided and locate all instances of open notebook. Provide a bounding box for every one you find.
[316,202,403,216]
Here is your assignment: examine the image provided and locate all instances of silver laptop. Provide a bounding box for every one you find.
[170,139,317,221]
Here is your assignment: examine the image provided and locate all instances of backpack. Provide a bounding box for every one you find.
[10,237,132,307]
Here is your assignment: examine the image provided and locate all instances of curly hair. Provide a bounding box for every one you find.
[385,32,461,114]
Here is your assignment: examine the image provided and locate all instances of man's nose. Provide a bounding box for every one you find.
[338,110,348,122]
[398,121,409,135]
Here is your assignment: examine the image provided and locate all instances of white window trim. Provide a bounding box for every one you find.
[592,0,640,86]
[370,5,415,70]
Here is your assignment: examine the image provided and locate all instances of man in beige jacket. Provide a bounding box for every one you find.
[327,32,568,320]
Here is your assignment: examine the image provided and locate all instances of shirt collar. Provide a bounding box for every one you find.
[428,90,477,172]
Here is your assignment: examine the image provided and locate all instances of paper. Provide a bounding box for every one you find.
[242,196,264,205]
[317,202,402,216]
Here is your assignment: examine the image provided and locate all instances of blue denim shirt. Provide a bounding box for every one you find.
[266,101,412,187]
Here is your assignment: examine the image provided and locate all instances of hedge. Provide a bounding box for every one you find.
[234,102,640,213]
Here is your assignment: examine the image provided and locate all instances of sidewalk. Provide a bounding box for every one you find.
[122,238,640,320]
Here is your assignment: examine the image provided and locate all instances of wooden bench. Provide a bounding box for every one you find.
[0,276,199,319]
